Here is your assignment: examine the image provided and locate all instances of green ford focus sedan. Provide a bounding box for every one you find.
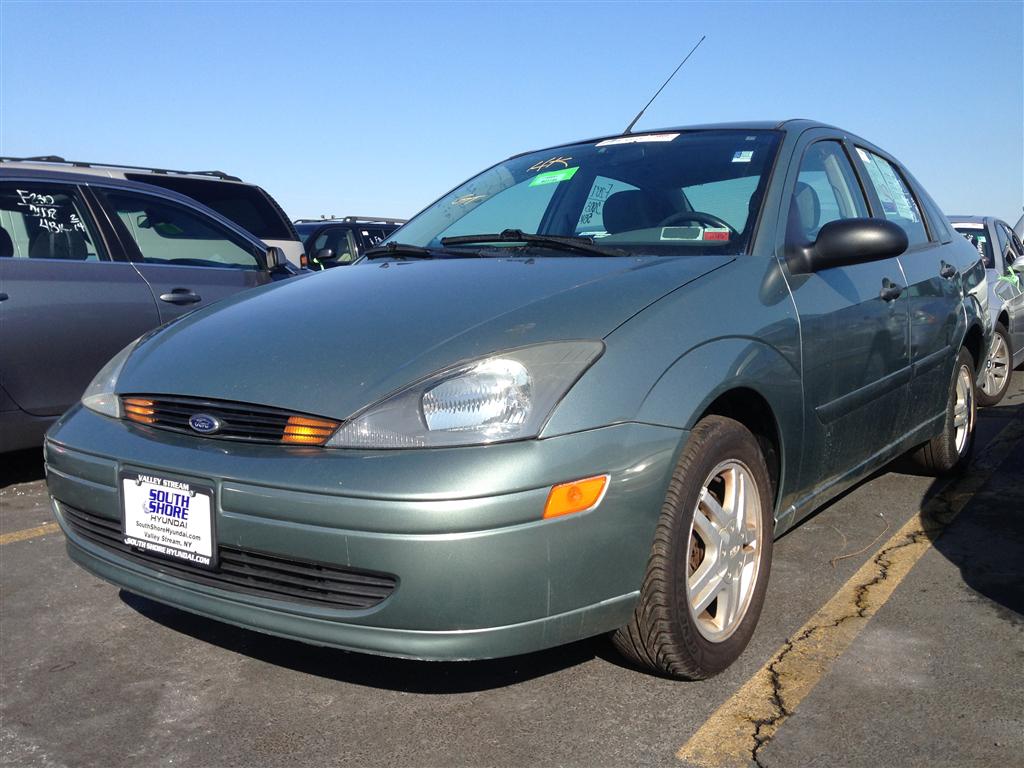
[45,120,990,678]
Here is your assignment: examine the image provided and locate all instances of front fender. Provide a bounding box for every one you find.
[634,337,803,516]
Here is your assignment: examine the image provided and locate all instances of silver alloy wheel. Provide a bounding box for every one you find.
[954,363,975,454]
[980,333,1010,397]
[686,459,762,643]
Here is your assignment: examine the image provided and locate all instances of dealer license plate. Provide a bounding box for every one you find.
[121,471,215,568]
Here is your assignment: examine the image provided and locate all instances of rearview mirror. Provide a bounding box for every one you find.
[314,247,335,263]
[787,219,908,274]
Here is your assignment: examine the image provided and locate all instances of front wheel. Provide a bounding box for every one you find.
[977,323,1012,407]
[613,416,773,679]
[908,347,976,475]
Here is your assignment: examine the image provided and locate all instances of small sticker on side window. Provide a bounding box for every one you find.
[732,150,753,163]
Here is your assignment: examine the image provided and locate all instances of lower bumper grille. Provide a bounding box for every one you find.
[59,503,397,610]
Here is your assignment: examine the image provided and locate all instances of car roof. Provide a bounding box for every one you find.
[512,119,838,159]
[0,157,246,184]
[0,166,267,245]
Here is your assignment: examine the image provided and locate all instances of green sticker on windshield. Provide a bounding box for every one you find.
[529,166,579,187]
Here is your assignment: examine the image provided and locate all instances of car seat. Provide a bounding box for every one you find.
[789,181,821,242]
[28,228,89,259]
[602,190,674,234]
[0,226,13,257]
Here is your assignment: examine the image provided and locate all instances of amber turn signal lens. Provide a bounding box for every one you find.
[543,475,609,519]
[281,415,340,446]
[123,397,156,424]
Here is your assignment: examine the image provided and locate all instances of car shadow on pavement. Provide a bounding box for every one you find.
[924,398,1024,622]
[119,589,604,693]
[0,447,46,488]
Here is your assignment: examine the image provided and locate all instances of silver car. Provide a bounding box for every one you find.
[949,215,1024,405]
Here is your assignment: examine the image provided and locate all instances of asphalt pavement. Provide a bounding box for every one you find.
[2,373,1022,768]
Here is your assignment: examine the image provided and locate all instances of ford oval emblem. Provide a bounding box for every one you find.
[188,413,222,434]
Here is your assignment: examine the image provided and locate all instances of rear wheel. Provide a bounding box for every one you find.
[613,416,773,679]
[908,347,976,475]
[977,323,1012,407]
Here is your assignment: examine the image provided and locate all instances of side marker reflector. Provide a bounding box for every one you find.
[543,475,609,519]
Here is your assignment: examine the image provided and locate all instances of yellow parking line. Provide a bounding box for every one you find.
[0,522,60,545]
[677,414,1024,768]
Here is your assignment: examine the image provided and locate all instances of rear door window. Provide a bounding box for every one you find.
[0,183,107,260]
[854,148,928,247]
[104,190,261,269]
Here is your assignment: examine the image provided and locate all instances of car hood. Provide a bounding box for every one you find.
[118,255,732,419]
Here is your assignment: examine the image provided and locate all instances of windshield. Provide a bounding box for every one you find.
[952,224,993,268]
[387,130,781,256]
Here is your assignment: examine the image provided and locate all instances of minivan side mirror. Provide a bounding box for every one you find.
[265,246,284,268]
[787,219,908,274]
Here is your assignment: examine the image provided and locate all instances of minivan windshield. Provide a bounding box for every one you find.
[386,130,781,256]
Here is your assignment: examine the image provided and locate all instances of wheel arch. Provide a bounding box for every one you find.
[635,337,802,517]
[962,321,985,371]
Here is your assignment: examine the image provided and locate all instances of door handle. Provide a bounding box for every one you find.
[159,288,202,305]
[939,262,957,279]
[880,279,903,302]
[0,293,8,302]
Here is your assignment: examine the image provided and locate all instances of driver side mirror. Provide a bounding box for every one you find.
[787,219,908,274]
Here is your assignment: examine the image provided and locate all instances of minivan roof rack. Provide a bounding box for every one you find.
[293,216,407,225]
[0,156,242,182]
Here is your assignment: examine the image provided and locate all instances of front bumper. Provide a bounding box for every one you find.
[46,405,684,660]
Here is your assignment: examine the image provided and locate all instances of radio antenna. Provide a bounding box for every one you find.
[623,35,706,135]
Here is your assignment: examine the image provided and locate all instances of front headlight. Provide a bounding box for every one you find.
[326,341,604,448]
[81,337,143,418]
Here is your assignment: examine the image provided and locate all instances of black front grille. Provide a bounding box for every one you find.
[121,395,339,445]
[60,503,397,610]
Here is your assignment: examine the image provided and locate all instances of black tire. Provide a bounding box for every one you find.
[976,323,1012,407]
[612,416,773,679]
[908,347,976,475]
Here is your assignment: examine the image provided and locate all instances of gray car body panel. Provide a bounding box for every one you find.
[44,121,990,660]
[948,214,1024,368]
[0,168,284,451]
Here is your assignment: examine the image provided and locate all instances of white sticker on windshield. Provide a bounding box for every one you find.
[952,222,984,229]
[596,133,679,147]
[732,150,754,163]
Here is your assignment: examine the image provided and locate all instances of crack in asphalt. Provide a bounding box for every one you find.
[744,412,1024,768]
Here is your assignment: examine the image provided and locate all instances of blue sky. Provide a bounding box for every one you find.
[1,1,1021,223]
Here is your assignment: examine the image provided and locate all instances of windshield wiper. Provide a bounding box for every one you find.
[441,229,625,257]
[363,242,481,260]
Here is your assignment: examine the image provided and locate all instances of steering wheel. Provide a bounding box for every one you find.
[657,210,739,238]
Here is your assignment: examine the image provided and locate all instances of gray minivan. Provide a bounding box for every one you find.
[0,168,297,451]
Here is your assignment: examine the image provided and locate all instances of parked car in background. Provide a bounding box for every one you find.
[0,157,305,266]
[0,167,298,452]
[949,215,1024,405]
[293,216,405,269]
[46,120,988,680]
